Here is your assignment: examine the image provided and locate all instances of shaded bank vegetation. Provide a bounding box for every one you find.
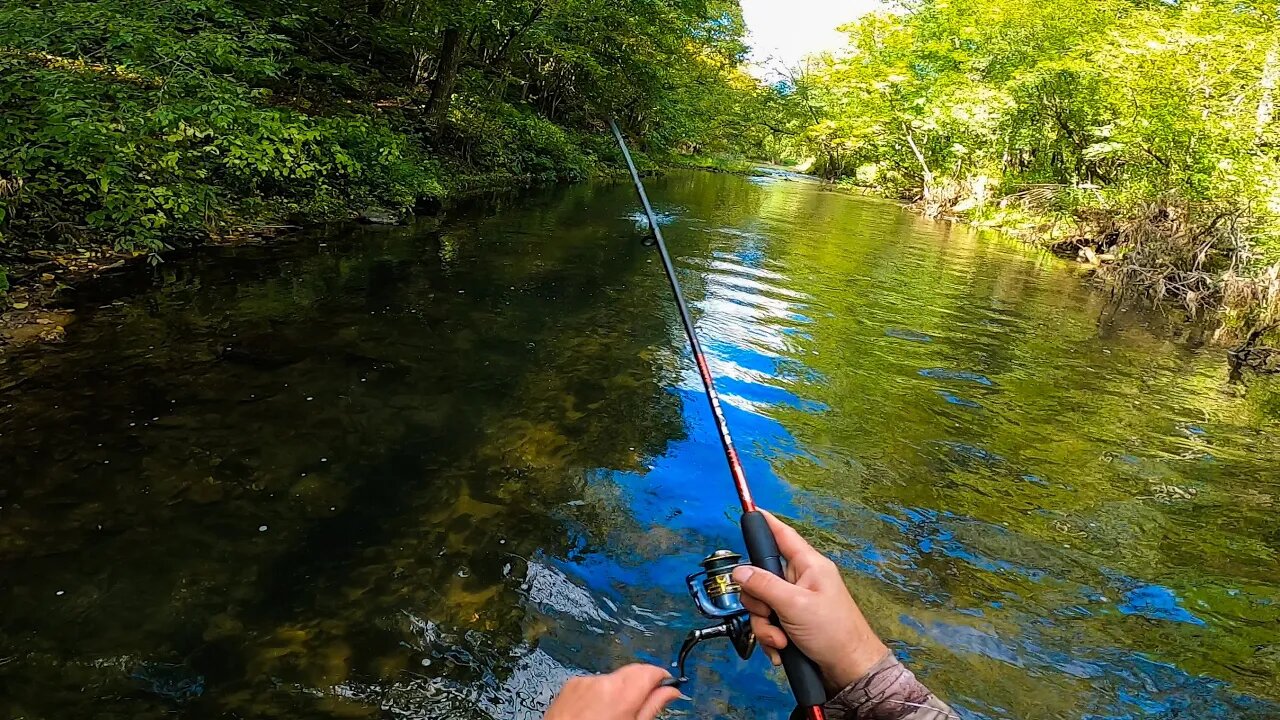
[774,0,1280,351]
[0,0,777,292]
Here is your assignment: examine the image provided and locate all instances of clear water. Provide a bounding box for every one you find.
[2,171,1278,720]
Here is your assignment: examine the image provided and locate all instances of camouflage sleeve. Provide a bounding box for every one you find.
[823,651,955,720]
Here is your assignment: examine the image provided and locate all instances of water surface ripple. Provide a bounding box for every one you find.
[1,171,1278,720]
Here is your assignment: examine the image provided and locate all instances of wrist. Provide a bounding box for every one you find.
[823,642,891,691]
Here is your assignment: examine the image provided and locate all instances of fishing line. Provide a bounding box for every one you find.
[609,120,827,720]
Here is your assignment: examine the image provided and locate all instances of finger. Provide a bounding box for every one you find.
[607,664,673,708]
[763,645,782,666]
[759,510,824,569]
[739,592,773,618]
[636,686,682,720]
[748,613,788,650]
[732,564,808,615]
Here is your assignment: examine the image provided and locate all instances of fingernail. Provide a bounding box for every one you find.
[732,566,755,582]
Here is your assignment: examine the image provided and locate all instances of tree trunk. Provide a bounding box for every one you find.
[1258,43,1278,141]
[903,123,934,210]
[490,3,546,98]
[427,27,464,129]
[411,49,430,85]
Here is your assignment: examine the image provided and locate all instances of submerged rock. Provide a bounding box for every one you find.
[918,367,996,386]
[37,325,65,344]
[1228,345,1280,374]
[357,206,404,225]
[131,662,205,702]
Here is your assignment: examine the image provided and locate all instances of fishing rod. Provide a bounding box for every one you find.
[608,120,828,720]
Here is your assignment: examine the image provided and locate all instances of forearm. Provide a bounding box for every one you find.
[823,651,954,720]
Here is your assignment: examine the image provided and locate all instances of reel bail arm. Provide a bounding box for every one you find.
[671,551,756,683]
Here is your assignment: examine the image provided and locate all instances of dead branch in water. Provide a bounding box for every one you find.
[1054,200,1280,353]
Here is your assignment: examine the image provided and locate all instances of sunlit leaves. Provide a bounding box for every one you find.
[786,0,1280,245]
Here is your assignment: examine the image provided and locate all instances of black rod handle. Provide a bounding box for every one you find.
[740,511,828,708]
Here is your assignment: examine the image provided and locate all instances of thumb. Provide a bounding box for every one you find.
[732,565,806,614]
[636,686,682,720]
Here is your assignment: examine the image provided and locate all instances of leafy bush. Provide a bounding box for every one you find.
[444,96,593,182]
[0,0,442,251]
[0,0,761,261]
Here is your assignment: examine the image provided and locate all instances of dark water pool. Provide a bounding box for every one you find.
[2,171,1278,719]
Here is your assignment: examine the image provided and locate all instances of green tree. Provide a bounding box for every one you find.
[0,0,773,255]
[781,0,1280,334]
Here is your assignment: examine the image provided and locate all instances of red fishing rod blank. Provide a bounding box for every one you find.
[609,119,828,720]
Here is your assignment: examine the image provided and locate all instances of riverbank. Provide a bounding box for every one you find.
[961,197,1278,360]
[0,0,777,351]
[822,175,1280,369]
[0,167,574,352]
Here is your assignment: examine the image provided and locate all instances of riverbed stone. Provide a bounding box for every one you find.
[357,207,404,225]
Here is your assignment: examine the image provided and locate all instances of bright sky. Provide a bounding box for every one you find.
[740,0,882,76]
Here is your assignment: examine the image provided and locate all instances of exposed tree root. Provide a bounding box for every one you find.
[1042,200,1280,370]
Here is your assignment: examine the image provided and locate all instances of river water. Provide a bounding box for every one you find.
[1,171,1278,719]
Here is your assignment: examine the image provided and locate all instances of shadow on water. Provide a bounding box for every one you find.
[2,172,1280,720]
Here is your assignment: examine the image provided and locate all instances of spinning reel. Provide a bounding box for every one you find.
[673,550,757,683]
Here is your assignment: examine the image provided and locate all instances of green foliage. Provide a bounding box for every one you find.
[0,0,448,251]
[744,0,1280,331]
[783,0,1278,220]
[0,0,763,255]
[667,154,757,174]
[444,97,592,183]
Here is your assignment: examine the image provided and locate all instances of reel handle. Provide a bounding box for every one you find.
[741,511,828,709]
